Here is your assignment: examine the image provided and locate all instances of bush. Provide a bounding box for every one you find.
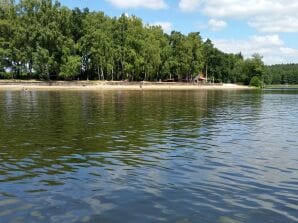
[59,56,81,80]
[249,76,263,87]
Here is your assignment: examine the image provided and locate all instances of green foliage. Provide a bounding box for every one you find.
[249,76,262,87]
[2,0,295,84]
[239,54,265,84]
[60,55,81,80]
[32,46,55,80]
[266,64,298,85]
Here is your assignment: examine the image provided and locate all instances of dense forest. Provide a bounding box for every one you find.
[0,0,297,85]
[266,64,298,85]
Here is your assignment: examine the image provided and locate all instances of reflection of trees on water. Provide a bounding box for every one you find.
[0,90,263,173]
[1,90,296,223]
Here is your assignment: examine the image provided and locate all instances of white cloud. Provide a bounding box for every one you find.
[208,19,227,32]
[213,35,298,64]
[179,0,202,12]
[151,22,173,33]
[179,0,298,33]
[106,0,167,9]
[181,0,298,18]
[249,15,298,33]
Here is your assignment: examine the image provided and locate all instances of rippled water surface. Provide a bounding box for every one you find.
[0,89,297,223]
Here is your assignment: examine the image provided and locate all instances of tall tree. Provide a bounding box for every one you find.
[0,0,275,84]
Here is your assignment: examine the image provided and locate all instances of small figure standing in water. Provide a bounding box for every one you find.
[22,87,29,92]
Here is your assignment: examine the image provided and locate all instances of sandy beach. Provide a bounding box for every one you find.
[0,80,253,91]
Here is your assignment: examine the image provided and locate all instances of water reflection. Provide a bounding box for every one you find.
[0,89,297,223]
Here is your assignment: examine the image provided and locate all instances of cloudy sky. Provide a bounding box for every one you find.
[60,0,298,65]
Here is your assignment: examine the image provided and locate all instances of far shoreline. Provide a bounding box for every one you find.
[0,80,253,91]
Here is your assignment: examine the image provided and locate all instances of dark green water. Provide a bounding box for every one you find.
[0,89,297,223]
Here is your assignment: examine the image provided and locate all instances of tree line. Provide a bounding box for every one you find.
[0,0,296,85]
[266,64,298,85]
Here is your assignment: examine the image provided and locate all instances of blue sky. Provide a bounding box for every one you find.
[59,0,298,65]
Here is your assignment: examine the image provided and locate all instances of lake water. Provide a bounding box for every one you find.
[0,89,297,223]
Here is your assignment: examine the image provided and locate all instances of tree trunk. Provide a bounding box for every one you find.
[101,66,104,80]
[206,64,208,83]
[97,63,100,80]
[29,61,32,79]
[111,66,114,81]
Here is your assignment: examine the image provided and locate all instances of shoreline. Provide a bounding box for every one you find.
[0,80,253,91]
